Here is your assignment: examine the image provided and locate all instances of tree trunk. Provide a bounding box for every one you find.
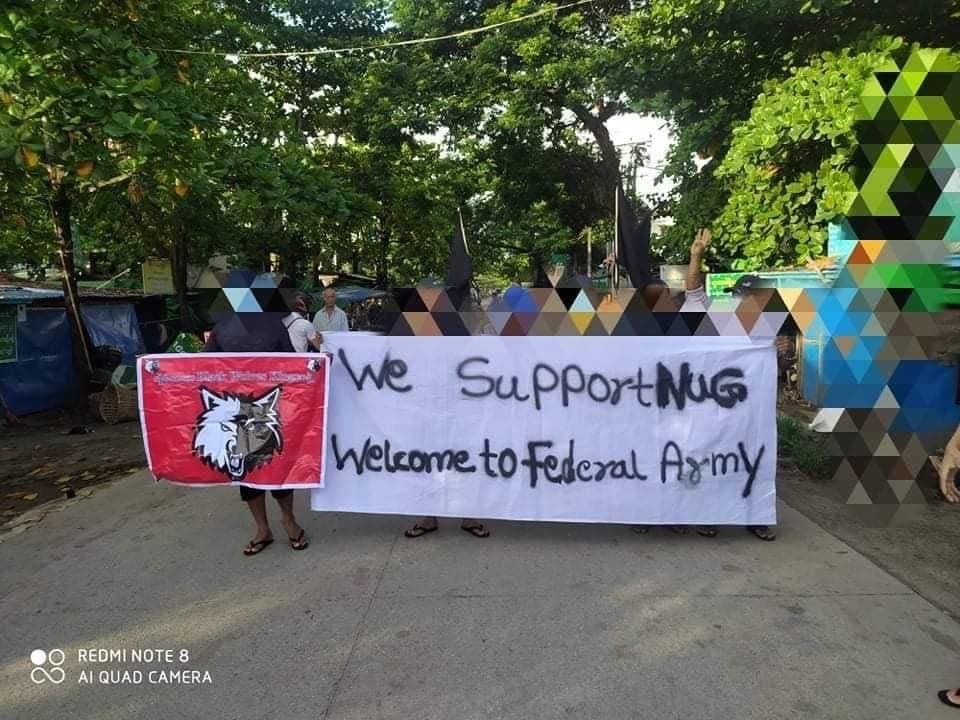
[170,233,190,332]
[567,102,622,216]
[295,59,309,145]
[284,236,306,284]
[533,250,550,287]
[376,224,389,288]
[50,181,92,390]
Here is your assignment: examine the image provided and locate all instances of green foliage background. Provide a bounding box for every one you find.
[1,0,958,291]
[714,38,904,269]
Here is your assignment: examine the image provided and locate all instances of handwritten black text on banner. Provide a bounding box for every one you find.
[311,335,777,524]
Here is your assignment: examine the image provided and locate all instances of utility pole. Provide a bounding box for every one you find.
[586,227,592,278]
[613,184,620,290]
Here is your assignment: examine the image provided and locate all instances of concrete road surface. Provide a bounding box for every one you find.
[1,471,958,720]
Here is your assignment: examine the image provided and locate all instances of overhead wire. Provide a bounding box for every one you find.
[152,0,597,59]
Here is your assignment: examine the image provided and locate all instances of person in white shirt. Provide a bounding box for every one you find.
[312,287,350,334]
[284,292,321,352]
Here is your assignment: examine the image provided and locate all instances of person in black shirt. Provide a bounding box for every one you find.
[204,309,309,555]
[204,312,295,354]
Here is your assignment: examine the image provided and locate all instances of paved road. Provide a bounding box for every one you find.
[1,471,958,720]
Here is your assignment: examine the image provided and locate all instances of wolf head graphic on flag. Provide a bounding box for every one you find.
[193,386,283,481]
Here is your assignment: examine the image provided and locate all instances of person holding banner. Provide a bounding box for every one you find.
[678,228,712,311]
[204,308,310,555]
[634,229,712,536]
[404,517,490,539]
[632,229,777,541]
[687,229,776,541]
[405,295,492,540]
[284,292,322,352]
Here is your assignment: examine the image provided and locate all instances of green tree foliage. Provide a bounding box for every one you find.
[617,0,960,268]
[0,1,364,276]
[0,2,194,276]
[391,0,635,271]
[4,0,960,299]
[714,39,902,268]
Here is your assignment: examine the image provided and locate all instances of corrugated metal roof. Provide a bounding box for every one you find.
[0,285,64,304]
[0,273,143,304]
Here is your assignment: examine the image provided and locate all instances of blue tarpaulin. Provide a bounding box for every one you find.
[309,285,387,308]
[82,304,145,365]
[0,307,76,415]
[0,301,145,415]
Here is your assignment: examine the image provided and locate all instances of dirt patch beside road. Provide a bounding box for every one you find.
[1,411,146,526]
[778,459,960,623]
[774,399,960,622]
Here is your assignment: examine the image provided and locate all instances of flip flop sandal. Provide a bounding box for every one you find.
[668,525,690,535]
[461,524,490,538]
[938,690,960,709]
[243,538,274,556]
[288,530,309,551]
[748,526,777,541]
[631,526,650,534]
[404,524,438,538]
[697,526,718,538]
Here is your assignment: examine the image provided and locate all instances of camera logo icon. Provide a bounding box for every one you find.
[30,649,66,685]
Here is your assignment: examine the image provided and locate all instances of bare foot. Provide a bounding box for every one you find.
[243,531,273,556]
[405,516,439,538]
[938,689,960,708]
[280,516,304,544]
[747,525,777,541]
[460,520,490,538]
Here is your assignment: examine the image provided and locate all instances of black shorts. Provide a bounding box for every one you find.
[239,486,294,502]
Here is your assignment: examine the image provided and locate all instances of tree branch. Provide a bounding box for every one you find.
[486,240,536,255]
[86,174,132,192]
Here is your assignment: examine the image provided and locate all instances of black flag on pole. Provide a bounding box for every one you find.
[445,209,473,309]
[616,184,654,288]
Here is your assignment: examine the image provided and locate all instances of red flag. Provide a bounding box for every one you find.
[138,353,329,489]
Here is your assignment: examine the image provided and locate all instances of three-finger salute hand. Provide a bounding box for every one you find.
[692,228,713,256]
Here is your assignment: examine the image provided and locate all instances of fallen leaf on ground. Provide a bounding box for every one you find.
[22,493,38,501]
[55,476,72,484]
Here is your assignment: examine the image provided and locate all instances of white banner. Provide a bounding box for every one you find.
[312,335,777,525]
